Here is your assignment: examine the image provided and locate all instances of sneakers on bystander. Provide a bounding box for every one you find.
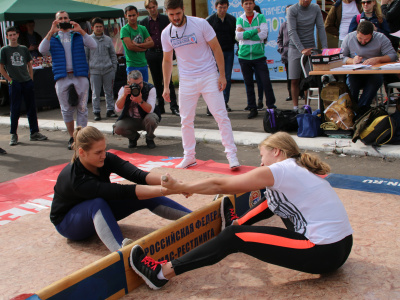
[175,157,197,169]
[9,134,18,146]
[30,132,48,141]
[67,137,74,150]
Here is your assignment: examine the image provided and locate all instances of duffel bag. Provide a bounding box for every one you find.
[263,109,298,133]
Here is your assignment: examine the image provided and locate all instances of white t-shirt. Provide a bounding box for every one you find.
[161,16,218,78]
[339,1,359,40]
[115,86,156,118]
[267,158,353,245]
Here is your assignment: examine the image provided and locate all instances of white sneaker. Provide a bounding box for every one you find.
[175,157,197,169]
[228,156,240,169]
[121,238,134,248]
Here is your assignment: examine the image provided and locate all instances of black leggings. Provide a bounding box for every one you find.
[171,198,353,276]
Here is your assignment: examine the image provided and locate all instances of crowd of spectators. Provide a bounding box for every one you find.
[1,0,400,154]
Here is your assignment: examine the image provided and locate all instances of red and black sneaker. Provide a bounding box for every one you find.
[220,196,238,231]
[129,245,168,290]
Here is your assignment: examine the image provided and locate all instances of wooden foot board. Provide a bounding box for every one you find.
[27,197,226,300]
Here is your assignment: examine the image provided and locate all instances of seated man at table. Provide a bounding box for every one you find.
[341,20,397,114]
[113,70,161,149]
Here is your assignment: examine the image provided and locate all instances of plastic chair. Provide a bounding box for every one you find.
[386,82,400,110]
[300,53,321,109]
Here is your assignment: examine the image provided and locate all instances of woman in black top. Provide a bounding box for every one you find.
[51,126,191,252]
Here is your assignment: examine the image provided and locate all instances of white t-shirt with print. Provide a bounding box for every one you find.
[161,16,218,78]
[267,158,353,245]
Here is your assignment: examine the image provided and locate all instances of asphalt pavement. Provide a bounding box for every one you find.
[1,81,399,182]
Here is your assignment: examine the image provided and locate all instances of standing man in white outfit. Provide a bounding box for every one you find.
[161,0,240,169]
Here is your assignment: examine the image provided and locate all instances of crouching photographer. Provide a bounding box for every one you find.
[113,70,161,149]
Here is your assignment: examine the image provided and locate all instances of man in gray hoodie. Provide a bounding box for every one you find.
[86,17,118,121]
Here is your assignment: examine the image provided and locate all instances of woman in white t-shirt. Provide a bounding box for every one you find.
[129,132,353,290]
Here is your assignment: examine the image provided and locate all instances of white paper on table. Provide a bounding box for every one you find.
[330,64,371,71]
[379,63,400,70]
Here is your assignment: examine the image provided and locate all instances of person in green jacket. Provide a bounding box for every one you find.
[236,0,276,119]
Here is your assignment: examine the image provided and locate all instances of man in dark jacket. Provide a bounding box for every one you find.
[18,20,42,58]
[114,70,161,149]
[140,0,180,116]
[206,0,236,112]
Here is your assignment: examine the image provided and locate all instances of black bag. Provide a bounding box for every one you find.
[68,84,79,107]
[352,106,388,143]
[263,109,298,133]
[359,115,396,146]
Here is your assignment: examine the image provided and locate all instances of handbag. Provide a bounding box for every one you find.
[297,109,323,137]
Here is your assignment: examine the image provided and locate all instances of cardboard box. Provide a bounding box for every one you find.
[311,53,343,64]
[313,60,343,71]
[311,48,343,64]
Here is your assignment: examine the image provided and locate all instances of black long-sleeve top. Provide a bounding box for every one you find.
[50,152,149,225]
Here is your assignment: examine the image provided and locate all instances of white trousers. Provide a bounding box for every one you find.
[179,72,237,159]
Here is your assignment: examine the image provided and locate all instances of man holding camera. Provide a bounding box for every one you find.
[113,70,161,149]
[39,11,97,150]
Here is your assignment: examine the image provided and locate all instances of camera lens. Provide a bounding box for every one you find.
[131,88,140,97]
[130,84,141,97]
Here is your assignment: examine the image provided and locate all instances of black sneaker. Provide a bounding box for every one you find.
[146,139,156,149]
[247,108,258,119]
[0,147,7,155]
[243,106,250,111]
[106,110,118,118]
[220,196,238,231]
[129,138,138,148]
[206,107,212,116]
[129,245,168,290]
[257,101,264,111]
[94,112,101,121]
[67,137,74,150]
[226,103,232,112]
[286,96,292,101]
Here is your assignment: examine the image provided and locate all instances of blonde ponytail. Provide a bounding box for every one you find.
[259,132,331,175]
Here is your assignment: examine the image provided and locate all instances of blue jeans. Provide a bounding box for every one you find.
[126,66,149,82]
[223,50,234,104]
[347,74,383,109]
[8,79,39,134]
[239,57,276,109]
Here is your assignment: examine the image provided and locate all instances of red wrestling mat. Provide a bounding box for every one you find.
[0,151,255,226]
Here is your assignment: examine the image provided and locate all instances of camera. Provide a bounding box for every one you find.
[58,22,73,30]
[130,83,141,97]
